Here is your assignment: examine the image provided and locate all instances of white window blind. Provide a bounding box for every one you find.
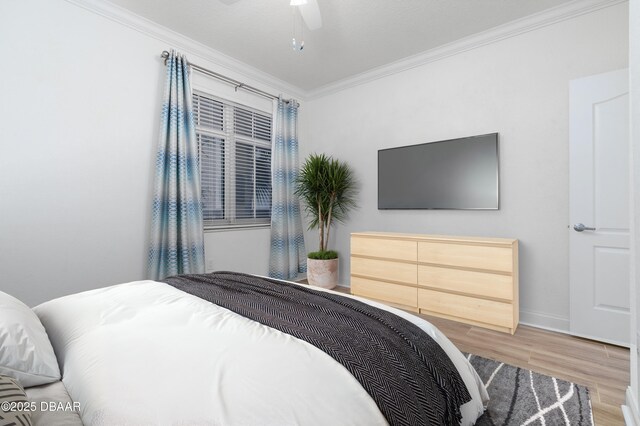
[193,91,272,228]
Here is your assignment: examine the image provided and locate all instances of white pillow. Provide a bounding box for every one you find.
[0,291,60,387]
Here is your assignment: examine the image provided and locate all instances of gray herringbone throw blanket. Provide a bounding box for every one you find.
[163,272,471,426]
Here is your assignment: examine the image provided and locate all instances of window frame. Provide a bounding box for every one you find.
[193,89,273,231]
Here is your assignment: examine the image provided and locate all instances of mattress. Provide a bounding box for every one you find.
[34,279,489,425]
[25,380,83,426]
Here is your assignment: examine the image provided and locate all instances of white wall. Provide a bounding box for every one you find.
[299,3,629,331]
[0,0,291,306]
[203,228,271,275]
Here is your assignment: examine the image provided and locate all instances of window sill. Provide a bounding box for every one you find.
[204,224,271,233]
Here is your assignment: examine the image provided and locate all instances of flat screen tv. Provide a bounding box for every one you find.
[378,133,499,210]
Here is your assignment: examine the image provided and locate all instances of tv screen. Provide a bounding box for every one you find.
[378,133,499,210]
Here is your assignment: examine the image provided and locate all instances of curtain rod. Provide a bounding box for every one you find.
[161,51,294,104]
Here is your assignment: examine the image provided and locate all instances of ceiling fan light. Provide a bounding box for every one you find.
[290,0,307,5]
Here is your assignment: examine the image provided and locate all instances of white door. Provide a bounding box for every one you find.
[569,68,630,346]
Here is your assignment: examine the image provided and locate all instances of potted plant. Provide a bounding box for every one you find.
[296,153,356,289]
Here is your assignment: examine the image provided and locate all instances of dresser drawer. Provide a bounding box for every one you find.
[418,242,513,273]
[418,265,513,301]
[418,288,513,328]
[351,236,416,262]
[351,257,417,285]
[351,276,417,307]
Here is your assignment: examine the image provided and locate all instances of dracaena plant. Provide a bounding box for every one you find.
[295,154,357,257]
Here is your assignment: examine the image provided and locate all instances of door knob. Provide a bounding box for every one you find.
[573,223,596,232]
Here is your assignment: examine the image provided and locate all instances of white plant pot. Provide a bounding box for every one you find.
[307,258,339,290]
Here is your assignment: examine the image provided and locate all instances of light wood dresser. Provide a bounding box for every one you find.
[350,232,519,334]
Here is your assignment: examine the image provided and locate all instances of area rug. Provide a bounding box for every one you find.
[466,353,594,426]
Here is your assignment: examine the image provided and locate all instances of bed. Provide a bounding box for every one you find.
[4,272,489,425]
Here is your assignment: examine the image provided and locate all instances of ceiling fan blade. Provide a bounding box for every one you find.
[298,0,322,30]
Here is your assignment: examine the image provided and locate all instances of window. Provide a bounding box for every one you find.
[193,91,272,228]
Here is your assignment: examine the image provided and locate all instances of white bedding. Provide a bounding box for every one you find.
[34,280,488,426]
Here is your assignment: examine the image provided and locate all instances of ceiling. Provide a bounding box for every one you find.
[107,0,577,91]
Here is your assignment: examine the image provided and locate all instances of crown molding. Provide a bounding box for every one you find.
[63,0,307,100]
[64,0,625,102]
[306,0,627,100]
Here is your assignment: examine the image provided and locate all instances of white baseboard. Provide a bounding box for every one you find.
[519,309,570,332]
[521,309,630,347]
[624,387,640,425]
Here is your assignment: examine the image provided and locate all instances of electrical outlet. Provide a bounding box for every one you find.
[207,260,215,271]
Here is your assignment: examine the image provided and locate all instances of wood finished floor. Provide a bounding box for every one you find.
[331,285,630,426]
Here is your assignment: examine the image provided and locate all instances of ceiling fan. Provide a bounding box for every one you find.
[219,0,322,31]
[290,0,322,31]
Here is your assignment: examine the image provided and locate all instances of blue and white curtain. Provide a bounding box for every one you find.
[148,50,205,280]
[269,99,307,280]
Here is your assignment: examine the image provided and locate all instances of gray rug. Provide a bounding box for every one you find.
[466,353,593,426]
